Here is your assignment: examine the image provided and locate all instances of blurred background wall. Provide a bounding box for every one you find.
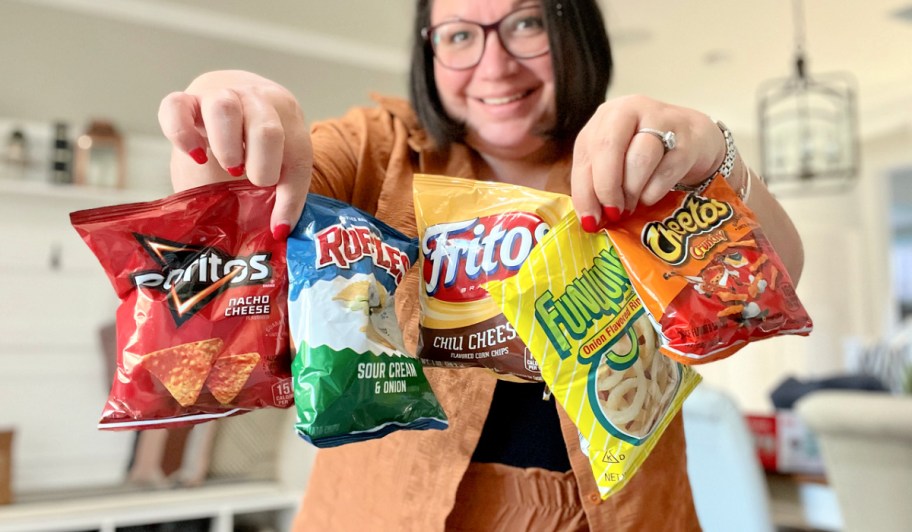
[0,0,910,520]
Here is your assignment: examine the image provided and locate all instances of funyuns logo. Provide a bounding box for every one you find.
[130,233,272,326]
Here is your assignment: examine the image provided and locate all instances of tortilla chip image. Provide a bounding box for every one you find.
[205,352,261,404]
[141,338,223,407]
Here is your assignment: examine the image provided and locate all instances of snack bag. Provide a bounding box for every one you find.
[413,174,574,382]
[604,176,813,364]
[485,213,701,499]
[71,181,293,430]
[288,194,448,447]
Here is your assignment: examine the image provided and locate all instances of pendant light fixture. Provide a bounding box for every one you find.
[757,0,859,194]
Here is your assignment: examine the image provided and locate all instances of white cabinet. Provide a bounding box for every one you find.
[0,481,301,532]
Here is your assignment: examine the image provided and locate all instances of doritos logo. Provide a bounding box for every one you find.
[130,233,272,326]
[314,224,411,284]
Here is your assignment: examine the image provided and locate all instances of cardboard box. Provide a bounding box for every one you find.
[745,414,778,471]
[745,411,824,475]
[776,410,825,475]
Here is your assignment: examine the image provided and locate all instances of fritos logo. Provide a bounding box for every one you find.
[314,224,411,284]
[422,213,548,302]
[641,194,732,265]
[130,234,272,326]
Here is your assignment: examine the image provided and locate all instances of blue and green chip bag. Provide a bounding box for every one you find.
[288,194,448,447]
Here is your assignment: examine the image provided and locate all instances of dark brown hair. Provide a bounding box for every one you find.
[409,0,613,149]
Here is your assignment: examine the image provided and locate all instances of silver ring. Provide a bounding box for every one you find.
[636,128,676,152]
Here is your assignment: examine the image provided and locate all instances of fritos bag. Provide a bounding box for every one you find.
[413,174,574,382]
[485,212,700,499]
[605,176,812,364]
[288,194,448,447]
[71,181,293,430]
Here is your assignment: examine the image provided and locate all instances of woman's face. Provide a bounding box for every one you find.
[430,0,556,160]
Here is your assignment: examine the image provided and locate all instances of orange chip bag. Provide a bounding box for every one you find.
[413,174,574,381]
[604,176,812,364]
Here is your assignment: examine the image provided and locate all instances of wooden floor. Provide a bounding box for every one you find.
[768,473,842,532]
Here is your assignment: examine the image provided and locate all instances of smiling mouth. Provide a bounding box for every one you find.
[478,89,535,106]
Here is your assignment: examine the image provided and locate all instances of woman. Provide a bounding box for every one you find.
[159,0,804,529]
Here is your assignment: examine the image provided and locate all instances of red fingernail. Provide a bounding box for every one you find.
[227,164,245,177]
[188,147,208,165]
[272,223,291,241]
[581,215,600,233]
[602,206,622,224]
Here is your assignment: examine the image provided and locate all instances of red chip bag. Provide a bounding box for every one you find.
[604,176,812,364]
[71,181,293,430]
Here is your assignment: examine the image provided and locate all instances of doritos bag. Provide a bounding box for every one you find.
[413,174,574,382]
[485,212,701,499]
[71,181,293,430]
[288,194,448,447]
[604,176,813,364]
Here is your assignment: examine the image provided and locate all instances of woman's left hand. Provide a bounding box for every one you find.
[570,94,725,230]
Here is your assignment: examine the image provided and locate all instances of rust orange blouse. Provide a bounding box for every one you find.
[293,95,701,531]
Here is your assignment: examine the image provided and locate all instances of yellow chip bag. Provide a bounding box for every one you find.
[485,212,701,499]
[413,174,574,382]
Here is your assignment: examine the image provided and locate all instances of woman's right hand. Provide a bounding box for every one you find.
[158,70,312,239]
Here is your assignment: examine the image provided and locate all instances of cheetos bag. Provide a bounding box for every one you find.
[604,176,812,364]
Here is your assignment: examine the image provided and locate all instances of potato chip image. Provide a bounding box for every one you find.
[333,280,388,312]
[205,352,260,404]
[361,324,396,351]
[367,303,408,354]
[141,338,223,407]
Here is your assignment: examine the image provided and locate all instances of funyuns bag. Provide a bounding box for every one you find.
[71,181,293,430]
[485,212,701,499]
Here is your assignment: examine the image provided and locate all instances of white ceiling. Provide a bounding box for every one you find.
[3,0,911,140]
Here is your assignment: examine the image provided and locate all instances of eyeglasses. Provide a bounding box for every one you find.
[422,5,549,70]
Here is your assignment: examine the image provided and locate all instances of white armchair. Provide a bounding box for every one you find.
[683,384,775,532]
[795,390,912,532]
